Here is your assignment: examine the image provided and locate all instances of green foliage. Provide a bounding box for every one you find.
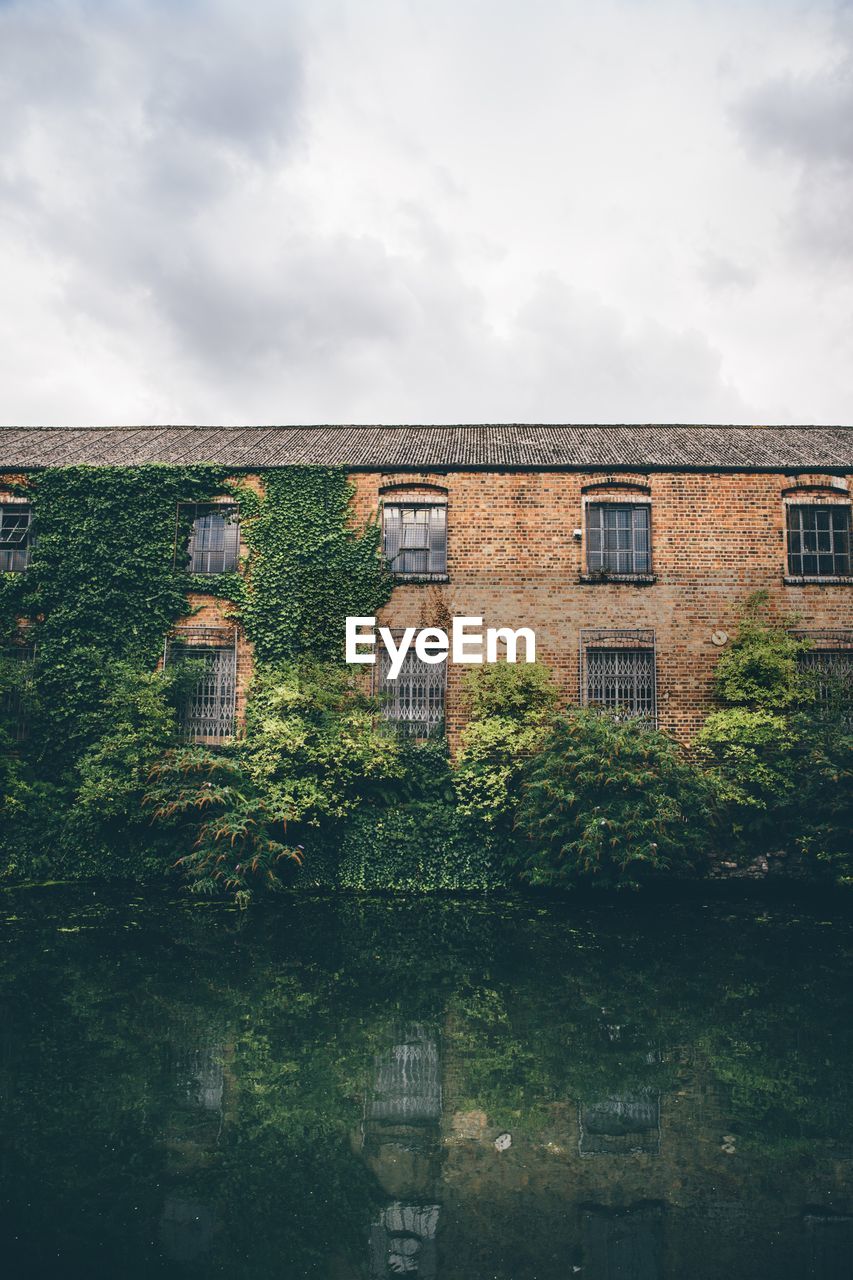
[454,662,559,834]
[788,694,853,879]
[2,463,845,898]
[144,747,300,905]
[709,592,808,711]
[695,592,852,871]
[517,708,711,889]
[134,465,396,901]
[0,463,402,899]
[20,465,226,658]
[241,659,403,825]
[0,465,231,879]
[313,800,506,891]
[236,467,391,662]
[67,664,185,835]
[696,707,799,821]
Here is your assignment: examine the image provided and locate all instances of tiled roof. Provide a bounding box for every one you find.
[0,424,850,470]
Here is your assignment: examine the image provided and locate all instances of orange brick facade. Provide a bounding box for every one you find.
[3,464,851,745]
[347,467,853,743]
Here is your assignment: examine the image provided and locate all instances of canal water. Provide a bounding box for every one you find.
[1,888,852,1279]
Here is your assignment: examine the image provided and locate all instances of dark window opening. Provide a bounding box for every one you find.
[797,649,853,725]
[0,505,33,573]
[383,505,447,577]
[586,503,651,575]
[375,642,445,738]
[581,630,657,724]
[1,640,35,743]
[180,504,240,575]
[165,632,237,743]
[786,504,850,578]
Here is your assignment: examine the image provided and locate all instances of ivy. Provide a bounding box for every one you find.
[0,464,231,870]
[236,468,392,662]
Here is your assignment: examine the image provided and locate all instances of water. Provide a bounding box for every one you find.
[1,887,852,1279]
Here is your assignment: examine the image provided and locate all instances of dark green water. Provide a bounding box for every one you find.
[1,888,852,1280]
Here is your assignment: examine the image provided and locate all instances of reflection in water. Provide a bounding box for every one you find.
[370,1204,440,1278]
[578,1094,661,1156]
[580,1203,664,1280]
[0,890,852,1278]
[366,1027,442,1276]
[158,1197,217,1263]
[805,1214,853,1279]
[367,1026,442,1126]
[170,1040,225,1113]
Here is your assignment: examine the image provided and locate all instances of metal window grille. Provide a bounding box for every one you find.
[383,504,447,577]
[1,640,35,743]
[586,503,651,575]
[375,640,446,737]
[180,504,240,574]
[580,629,657,724]
[0,505,33,573]
[165,629,237,743]
[793,632,853,726]
[786,504,850,577]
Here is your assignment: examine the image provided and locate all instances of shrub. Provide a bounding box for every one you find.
[314,801,506,892]
[144,746,299,905]
[708,593,808,712]
[454,662,559,836]
[789,692,853,880]
[694,592,851,867]
[241,659,404,825]
[517,708,711,890]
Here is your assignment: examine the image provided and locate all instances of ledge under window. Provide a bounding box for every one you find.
[391,572,450,584]
[580,572,657,586]
[784,575,853,586]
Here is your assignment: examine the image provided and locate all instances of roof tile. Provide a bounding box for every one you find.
[0,424,850,470]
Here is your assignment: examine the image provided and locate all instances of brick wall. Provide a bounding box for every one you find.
[3,466,851,743]
[348,468,853,743]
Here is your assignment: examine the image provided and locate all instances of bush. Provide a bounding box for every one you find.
[241,659,404,824]
[454,662,559,836]
[144,746,300,905]
[305,801,506,892]
[694,592,851,869]
[517,709,712,890]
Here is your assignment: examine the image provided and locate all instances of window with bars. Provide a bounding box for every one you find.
[375,643,445,737]
[382,505,447,577]
[797,649,853,724]
[586,503,651,575]
[786,504,850,578]
[0,641,34,743]
[165,633,237,743]
[581,631,657,723]
[180,504,240,574]
[0,505,33,573]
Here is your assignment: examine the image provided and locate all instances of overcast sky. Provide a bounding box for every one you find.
[0,0,850,425]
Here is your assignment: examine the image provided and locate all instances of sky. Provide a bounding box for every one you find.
[0,0,850,426]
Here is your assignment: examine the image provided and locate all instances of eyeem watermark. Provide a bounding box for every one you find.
[346,616,536,680]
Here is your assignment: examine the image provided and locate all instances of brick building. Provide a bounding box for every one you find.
[1,424,851,744]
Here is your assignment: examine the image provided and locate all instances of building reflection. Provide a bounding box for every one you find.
[580,1203,664,1280]
[363,1024,442,1278]
[156,1029,226,1265]
[578,1093,661,1156]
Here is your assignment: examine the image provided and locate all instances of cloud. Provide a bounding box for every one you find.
[733,11,853,262]
[0,0,849,425]
[697,251,757,293]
